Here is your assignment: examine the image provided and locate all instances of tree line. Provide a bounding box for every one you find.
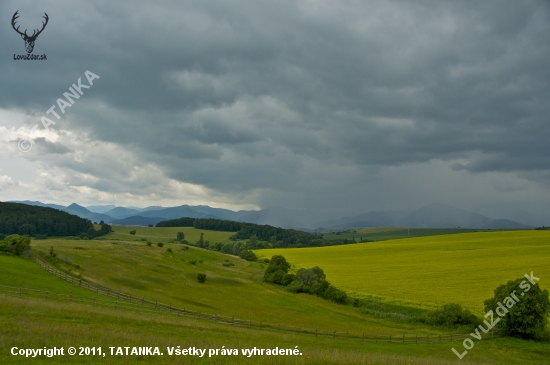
[0,202,111,239]
[157,217,360,248]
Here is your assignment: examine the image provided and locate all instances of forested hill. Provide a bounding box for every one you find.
[0,202,94,237]
[157,217,352,248]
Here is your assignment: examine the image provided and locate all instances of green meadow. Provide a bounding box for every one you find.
[96,225,235,244]
[257,230,550,313]
[29,235,441,335]
[1,228,549,364]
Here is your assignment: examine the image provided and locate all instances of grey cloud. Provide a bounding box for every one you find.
[1,0,550,216]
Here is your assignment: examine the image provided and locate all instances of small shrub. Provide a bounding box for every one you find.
[167,248,173,253]
[324,286,347,304]
[146,242,152,246]
[129,230,136,235]
[157,242,164,247]
[263,258,270,264]
[177,232,185,241]
[197,273,206,283]
[49,246,56,258]
[199,260,203,263]
[189,260,196,265]
[353,299,360,307]
[424,303,479,327]
[2,235,31,256]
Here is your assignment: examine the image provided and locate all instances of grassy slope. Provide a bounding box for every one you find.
[1,296,522,365]
[0,255,94,296]
[0,246,548,363]
[30,238,441,336]
[257,230,550,313]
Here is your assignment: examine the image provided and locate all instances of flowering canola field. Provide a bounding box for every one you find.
[257,230,550,313]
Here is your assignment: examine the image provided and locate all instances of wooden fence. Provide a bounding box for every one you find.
[16,255,498,343]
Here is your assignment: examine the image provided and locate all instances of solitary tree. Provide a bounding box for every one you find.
[484,275,549,339]
[177,232,184,241]
[196,233,204,247]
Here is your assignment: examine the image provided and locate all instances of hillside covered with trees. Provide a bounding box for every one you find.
[0,202,110,238]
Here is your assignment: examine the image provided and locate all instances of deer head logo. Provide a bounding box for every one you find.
[12,11,49,54]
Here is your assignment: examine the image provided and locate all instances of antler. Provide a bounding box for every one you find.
[11,11,49,40]
[32,13,49,39]
[11,11,27,37]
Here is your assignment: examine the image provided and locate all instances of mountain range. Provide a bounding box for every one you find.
[9,201,535,231]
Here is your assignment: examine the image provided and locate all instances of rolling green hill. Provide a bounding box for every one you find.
[0,228,549,364]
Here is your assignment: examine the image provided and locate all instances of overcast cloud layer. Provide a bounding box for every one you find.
[1,0,549,220]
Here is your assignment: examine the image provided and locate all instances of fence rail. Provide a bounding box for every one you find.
[21,255,499,343]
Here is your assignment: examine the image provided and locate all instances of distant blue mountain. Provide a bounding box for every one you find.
[9,201,535,230]
[110,216,165,226]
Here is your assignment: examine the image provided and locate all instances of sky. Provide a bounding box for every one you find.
[1,0,549,221]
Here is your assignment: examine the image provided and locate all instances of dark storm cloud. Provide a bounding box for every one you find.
[1,0,550,212]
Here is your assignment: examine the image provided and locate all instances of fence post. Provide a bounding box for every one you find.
[46,291,49,299]
[79,279,82,286]
[333,331,336,338]
[93,298,96,307]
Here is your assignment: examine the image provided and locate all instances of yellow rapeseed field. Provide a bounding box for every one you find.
[257,230,550,313]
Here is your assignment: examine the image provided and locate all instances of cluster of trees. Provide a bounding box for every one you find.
[0,235,31,256]
[192,232,258,261]
[86,221,113,239]
[157,217,361,248]
[264,255,347,304]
